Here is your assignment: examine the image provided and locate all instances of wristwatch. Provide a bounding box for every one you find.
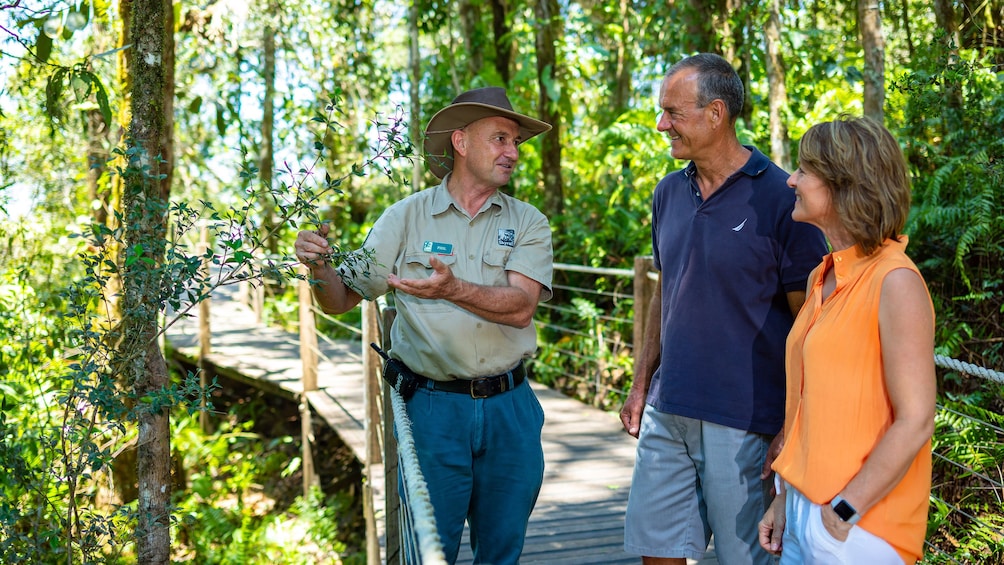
[830,495,861,525]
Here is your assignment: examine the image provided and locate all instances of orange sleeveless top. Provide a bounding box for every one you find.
[772,237,932,564]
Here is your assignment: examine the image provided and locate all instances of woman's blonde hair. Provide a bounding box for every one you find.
[797,116,911,255]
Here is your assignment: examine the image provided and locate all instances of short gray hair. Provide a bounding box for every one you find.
[666,53,744,122]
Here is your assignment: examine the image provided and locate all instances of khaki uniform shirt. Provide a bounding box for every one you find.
[339,175,553,380]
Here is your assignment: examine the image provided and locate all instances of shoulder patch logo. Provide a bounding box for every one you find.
[497,228,516,248]
[732,218,748,232]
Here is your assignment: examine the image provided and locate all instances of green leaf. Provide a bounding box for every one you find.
[45,68,68,123]
[83,71,114,129]
[215,102,226,137]
[125,244,144,266]
[35,30,53,63]
[70,74,90,102]
[232,251,253,263]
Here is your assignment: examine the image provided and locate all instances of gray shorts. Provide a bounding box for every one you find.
[624,406,775,564]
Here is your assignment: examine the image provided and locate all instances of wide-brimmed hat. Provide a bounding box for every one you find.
[423,87,552,179]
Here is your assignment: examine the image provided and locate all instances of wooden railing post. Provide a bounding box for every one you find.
[362,301,383,465]
[633,256,656,381]
[299,265,319,392]
[253,278,265,324]
[198,221,212,434]
[379,301,400,564]
[361,300,383,565]
[298,265,318,498]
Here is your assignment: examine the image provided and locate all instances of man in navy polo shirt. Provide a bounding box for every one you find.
[620,53,828,564]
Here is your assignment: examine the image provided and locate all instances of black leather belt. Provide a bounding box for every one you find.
[421,361,526,398]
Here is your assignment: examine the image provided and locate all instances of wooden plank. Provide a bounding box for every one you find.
[165,293,721,564]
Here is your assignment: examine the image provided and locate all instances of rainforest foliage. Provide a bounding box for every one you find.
[1,0,1002,563]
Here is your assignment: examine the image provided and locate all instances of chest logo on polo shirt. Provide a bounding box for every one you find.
[732,218,748,232]
[497,229,516,248]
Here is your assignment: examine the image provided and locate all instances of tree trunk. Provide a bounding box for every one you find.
[933,0,961,53]
[409,1,423,193]
[260,1,278,254]
[612,0,632,121]
[101,0,135,335]
[764,0,791,170]
[491,0,513,85]
[933,0,965,145]
[459,0,483,77]
[858,0,885,122]
[86,108,111,225]
[683,0,716,54]
[898,0,914,59]
[124,0,172,561]
[534,0,564,219]
[85,12,113,227]
[161,0,175,202]
[725,0,752,127]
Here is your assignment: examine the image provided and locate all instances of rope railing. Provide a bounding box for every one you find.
[935,353,1004,385]
[210,251,1003,564]
[387,385,448,564]
[314,308,365,337]
[927,353,1004,561]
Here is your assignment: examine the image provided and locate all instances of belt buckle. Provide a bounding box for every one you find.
[470,377,493,399]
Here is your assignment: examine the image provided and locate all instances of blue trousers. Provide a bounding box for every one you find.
[402,376,545,564]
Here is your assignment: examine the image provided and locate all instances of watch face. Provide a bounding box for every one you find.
[833,500,856,521]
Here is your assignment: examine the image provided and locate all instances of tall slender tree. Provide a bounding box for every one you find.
[409,1,423,193]
[121,0,173,560]
[260,0,278,255]
[491,0,514,85]
[683,0,717,54]
[535,0,564,219]
[459,0,484,77]
[723,0,753,127]
[764,0,791,170]
[858,0,885,121]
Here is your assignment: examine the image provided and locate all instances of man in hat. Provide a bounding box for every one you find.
[294,86,553,564]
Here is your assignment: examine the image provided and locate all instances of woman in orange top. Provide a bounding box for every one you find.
[757,116,936,564]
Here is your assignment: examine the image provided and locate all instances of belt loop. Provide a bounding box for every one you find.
[506,369,515,391]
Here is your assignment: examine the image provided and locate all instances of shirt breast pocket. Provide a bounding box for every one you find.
[402,252,457,280]
[482,248,510,286]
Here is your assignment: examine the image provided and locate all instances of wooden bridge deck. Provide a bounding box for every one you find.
[165,292,718,564]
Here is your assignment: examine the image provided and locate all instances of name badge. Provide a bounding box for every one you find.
[423,241,454,255]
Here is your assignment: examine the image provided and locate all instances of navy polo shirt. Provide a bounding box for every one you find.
[648,147,828,435]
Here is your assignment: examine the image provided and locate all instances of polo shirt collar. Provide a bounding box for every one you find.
[430,175,454,215]
[740,146,772,176]
[682,145,771,179]
[828,236,910,289]
[430,173,504,217]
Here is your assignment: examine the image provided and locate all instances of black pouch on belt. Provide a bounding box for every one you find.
[370,343,420,401]
[384,358,421,401]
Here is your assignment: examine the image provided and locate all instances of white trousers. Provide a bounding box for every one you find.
[779,485,904,565]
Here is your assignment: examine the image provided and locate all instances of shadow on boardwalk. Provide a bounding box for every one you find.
[166,292,718,564]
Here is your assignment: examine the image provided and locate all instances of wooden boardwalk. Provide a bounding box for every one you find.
[166,291,718,564]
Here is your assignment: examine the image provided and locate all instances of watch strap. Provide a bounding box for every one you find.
[831,495,861,525]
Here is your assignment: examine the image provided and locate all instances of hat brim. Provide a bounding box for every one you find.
[423,103,552,179]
